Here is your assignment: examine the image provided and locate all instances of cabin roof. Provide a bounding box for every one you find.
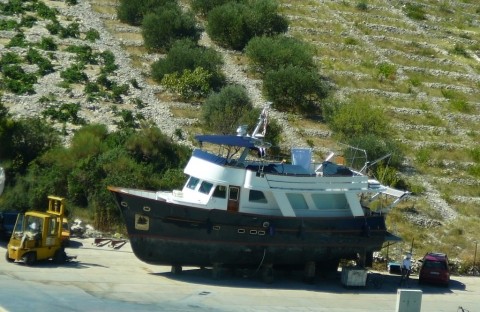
[195,135,257,148]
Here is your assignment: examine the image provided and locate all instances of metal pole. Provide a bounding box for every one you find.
[410,238,414,254]
[474,241,478,269]
[386,243,389,271]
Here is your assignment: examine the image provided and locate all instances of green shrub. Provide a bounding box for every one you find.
[470,147,480,163]
[114,109,144,129]
[34,1,58,20]
[206,2,250,50]
[38,36,58,51]
[46,20,62,35]
[249,0,288,36]
[451,44,470,58]
[440,88,456,99]
[356,1,368,11]
[151,39,224,90]
[0,0,25,15]
[99,51,118,74]
[96,74,113,89]
[65,45,98,64]
[60,64,88,84]
[190,0,241,15]
[207,0,288,51]
[132,98,145,109]
[245,36,315,74]
[161,67,212,100]
[0,19,18,30]
[26,48,54,75]
[377,62,397,81]
[117,0,176,26]
[130,79,141,90]
[85,28,100,42]
[59,22,80,38]
[467,164,480,177]
[1,64,37,94]
[39,93,57,104]
[42,102,85,125]
[0,116,61,178]
[202,85,253,134]
[109,83,129,103]
[0,52,22,69]
[20,15,37,27]
[325,100,391,140]
[84,82,100,94]
[263,65,329,114]
[450,99,472,113]
[415,147,432,165]
[404,3,427,20]
[142,4,199,52]
[344,37,359,45]
[6,32,28,48]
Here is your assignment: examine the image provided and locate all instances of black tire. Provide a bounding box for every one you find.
[53,249,67,264]
[171,265,182,274]
[24,252,36,266]
[5,251,14,263]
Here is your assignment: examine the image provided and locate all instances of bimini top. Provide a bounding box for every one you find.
[195,134,259,149]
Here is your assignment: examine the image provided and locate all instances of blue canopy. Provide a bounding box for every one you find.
[195,135,257,148]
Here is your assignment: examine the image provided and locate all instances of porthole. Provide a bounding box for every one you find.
[213,226,221,231]
[120,201,128,207]
[237,229,245,234]
[143,206,151,212]
[249,230,257,235]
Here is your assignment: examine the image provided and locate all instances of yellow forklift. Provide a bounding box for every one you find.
[5,196,72,265]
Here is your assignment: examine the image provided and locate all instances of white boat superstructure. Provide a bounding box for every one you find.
[150,106,408,219]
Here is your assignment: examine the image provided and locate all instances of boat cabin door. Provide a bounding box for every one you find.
[227,186,240,212]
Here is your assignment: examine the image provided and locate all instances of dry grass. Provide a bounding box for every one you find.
[169,106,202,119]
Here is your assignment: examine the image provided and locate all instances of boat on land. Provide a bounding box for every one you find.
[108,106,408,281]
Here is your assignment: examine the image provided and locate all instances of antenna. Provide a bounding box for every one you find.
[251,102,271,138]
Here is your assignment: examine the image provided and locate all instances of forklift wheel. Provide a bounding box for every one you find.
[5,251,14,263]
[24,252,36,266]
[53,249,67,264]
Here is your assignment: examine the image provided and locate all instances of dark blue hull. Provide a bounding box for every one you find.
[109,187,388,268]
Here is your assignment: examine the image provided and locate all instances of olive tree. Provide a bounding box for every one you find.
[245,36,315,74]
[263,65,330,114]
[206,0,287,51]
[142,4,199,52]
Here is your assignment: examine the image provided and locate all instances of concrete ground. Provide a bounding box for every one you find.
[0,238,478,312]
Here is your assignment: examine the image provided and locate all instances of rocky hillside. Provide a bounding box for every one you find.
[1,0,479,264]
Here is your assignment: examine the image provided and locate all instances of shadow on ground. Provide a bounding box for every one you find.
[150,267,466,294]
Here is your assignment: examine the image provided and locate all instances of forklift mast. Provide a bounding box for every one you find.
[47,196,65,217]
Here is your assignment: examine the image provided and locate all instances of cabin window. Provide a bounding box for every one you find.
[48,218,57,236]
[199,181,213,194]
[186,177,199,190]
[249,190,267,203]
[212,185,227,198]
[311,194,348,210]
[286,193,308,210]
